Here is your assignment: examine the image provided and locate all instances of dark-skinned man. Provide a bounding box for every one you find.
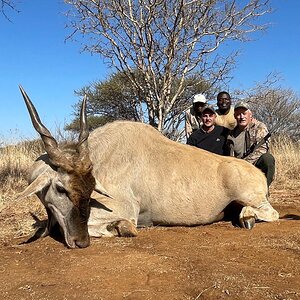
[215,91,236,130]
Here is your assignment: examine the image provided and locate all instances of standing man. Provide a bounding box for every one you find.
[187,106,228,155]
[185,93,207,138]
[226,101,275,187]
[215,91,236,130]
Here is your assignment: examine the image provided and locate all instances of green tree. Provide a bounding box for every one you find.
[66,70,212,141]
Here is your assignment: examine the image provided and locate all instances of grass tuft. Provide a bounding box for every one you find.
[270,136,300,190]
[0,140,44,208]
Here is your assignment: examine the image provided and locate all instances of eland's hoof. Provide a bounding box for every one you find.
[107,220,138,237]
[240,216,255,229]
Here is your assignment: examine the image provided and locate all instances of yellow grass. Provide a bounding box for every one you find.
[0,140,44,208]
[270,136,300,190]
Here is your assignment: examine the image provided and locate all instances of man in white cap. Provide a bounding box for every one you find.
[226,101,275,187]
[185,93,207,138]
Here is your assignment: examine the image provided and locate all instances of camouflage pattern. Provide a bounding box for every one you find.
[185,106,202,138]
[227,119,269,164]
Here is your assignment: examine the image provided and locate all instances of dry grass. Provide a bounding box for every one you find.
[270,136,300,190]
[0,140,44,206]
[0,140,45,238]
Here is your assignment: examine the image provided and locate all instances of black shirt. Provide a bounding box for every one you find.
[187,125,229,155]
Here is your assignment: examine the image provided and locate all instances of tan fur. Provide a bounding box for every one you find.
[87,121,279,229]
[22,120,279,245]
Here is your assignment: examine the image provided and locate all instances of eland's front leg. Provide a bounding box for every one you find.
[88,219,138,237]
[88,196,139,237]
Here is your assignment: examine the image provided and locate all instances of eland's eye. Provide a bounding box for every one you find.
[56,183,67,195]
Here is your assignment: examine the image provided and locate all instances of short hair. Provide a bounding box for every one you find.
[217,91,231,100]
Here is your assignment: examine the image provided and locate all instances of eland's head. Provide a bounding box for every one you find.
[18,86,95,248]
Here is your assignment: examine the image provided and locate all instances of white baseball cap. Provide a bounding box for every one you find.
[193,93,207,104]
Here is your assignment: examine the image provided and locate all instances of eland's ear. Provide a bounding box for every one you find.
[15,172,51,201]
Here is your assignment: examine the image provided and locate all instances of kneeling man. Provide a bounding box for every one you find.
[187,106,228,155]
[226,101,275,187]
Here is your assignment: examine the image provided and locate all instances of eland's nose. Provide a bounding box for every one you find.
[75,236,90,248]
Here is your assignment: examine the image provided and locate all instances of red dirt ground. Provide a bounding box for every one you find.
[0,190,299,300]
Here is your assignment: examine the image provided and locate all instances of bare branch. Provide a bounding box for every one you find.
[1,0,19,20]
[233,73,300,140]
[65,0,272,138]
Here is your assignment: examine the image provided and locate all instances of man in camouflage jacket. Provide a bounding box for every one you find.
[226,101,275,187]
[185,93,207,138]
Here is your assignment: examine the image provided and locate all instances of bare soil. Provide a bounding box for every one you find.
[0,190,299,300]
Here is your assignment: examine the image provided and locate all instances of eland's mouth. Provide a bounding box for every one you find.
[48,204,89,248]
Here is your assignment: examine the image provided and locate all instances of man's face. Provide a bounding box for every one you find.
[193,102,206,113]
[201,111,216,128]
[234,108,252,128]
[217,94,231,111]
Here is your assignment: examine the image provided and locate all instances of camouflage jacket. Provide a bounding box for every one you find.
[226,119,269,164]
[185,106,202,138]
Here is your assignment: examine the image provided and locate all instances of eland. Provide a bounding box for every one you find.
[18,86,279,248]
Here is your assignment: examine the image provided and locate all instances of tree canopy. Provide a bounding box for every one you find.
[66,70,212,140]
[65,0,272,137]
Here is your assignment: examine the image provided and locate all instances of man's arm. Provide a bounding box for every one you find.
[185,111,193,138]
[244,122,269,164]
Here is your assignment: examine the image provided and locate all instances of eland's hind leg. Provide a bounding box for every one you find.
[239,199,279,229]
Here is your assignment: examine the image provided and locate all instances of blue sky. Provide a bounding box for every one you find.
[0,0,299,143]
